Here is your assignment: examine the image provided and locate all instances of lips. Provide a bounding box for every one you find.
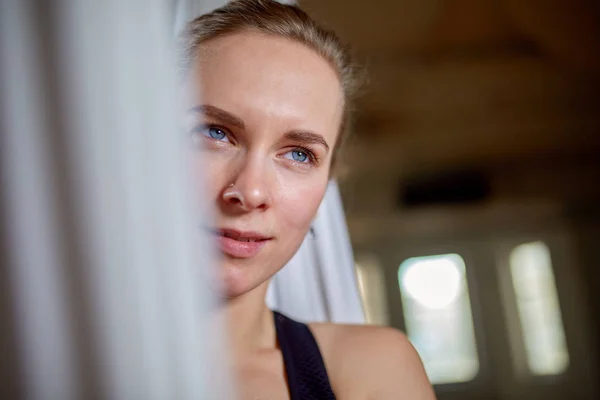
[213,228,271,258]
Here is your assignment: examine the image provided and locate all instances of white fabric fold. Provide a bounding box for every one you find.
[267,182,365,324]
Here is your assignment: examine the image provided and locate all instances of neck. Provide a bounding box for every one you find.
[223,281,276,359]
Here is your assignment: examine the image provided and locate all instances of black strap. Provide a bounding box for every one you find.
[273,311,336,400]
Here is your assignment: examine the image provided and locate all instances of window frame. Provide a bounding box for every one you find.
[374,241,493,396]
[494,231,584,387]
[351,219,598,399]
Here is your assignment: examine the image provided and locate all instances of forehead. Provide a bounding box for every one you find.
[190,31,344,140]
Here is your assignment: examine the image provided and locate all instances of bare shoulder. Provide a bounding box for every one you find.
[309,323,436,400]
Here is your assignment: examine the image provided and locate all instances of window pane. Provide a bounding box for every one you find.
[510,241,569,375]
[398,254,479,384]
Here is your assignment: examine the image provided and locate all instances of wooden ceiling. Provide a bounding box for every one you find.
[300,0,600,177]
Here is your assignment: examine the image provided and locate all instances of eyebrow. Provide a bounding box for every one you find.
[284,131,330,152]
[189,104,329,152]
[189,104,245,129]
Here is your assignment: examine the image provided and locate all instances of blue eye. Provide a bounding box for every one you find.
[284,149,311,163]
[293,150,308,162]
[193,125,230,143]
[208,127,227,140]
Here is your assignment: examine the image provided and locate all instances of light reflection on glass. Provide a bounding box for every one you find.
[510,241,569,376]
[399,254,479,385]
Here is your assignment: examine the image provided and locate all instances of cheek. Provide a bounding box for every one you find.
[276,177,328,234]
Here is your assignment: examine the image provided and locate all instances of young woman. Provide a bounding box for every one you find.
[182,1,436,398]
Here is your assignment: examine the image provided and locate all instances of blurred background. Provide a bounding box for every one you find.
[2,0,599,399]
[300,0,600,399]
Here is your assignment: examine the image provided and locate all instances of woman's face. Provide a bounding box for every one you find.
[187,31,344,298]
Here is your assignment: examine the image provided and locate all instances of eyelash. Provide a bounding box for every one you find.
[191,124,233,143]
[287,147,319,166]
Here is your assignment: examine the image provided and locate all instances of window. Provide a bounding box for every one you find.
[510,241,569,376]
[398,254,479,385]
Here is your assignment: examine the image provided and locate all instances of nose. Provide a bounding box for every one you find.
[221,156,271,213]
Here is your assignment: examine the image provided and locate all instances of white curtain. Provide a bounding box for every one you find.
[267,182,365,324]
[1,0,363,397]
[0,0,229,399]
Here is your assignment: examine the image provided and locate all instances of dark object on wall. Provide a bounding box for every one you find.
[400,168,491,207]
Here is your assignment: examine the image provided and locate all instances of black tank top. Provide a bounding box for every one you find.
[273,311,337,400]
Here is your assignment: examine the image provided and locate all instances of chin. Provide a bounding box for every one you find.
[218,258,268,299]
[214,237,304,299]
[222,279,250,299]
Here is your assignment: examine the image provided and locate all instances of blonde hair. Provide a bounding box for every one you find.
[181,0,361,173]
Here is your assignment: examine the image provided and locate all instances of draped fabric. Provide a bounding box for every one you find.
[0,1,228,399]
[267,182,365,324]
[0,0,363,398]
